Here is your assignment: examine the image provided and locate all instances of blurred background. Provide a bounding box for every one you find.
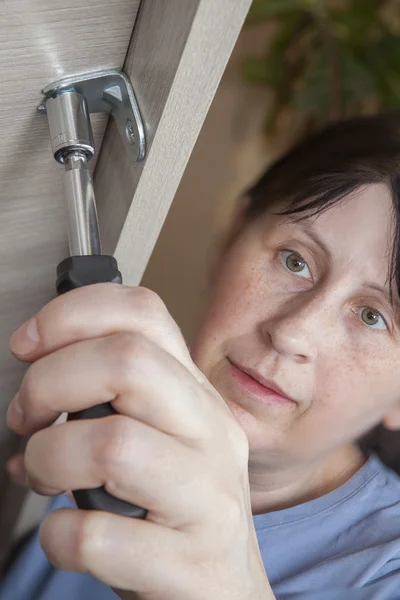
[142,0,400,345]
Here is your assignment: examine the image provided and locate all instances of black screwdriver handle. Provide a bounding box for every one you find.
[56,255,148,519]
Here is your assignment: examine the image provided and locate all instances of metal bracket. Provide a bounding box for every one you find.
[38,69,145,162]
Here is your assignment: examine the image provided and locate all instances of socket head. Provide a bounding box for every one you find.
[45,91,95,164]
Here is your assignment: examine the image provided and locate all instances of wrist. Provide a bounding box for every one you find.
[247,528,276,600]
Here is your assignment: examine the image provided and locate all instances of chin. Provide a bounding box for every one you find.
[223,397,284,454]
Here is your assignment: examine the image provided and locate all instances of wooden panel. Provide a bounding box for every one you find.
[95,0,253,285]
[0,0,140,567]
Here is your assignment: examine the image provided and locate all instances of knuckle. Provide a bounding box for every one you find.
[132,286,167,315]
[93,415,132,473]
[110,331,150,382]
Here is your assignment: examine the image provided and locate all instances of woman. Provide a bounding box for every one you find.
[2,113,400,600]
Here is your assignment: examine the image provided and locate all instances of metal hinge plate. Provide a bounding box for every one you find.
[39,69,145,162]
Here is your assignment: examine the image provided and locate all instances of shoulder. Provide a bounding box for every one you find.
[350,455,400,537]
[338,455,400,582]
[360,454,400,513]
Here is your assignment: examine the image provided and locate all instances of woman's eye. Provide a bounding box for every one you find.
[359,307,387,330]
[280,250,311,279]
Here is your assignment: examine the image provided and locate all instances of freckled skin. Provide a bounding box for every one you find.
[190,184,400,508]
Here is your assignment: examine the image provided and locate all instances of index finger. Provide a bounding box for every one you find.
[9,284,206,385]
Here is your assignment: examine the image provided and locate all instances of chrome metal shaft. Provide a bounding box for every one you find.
[63,151,101,256]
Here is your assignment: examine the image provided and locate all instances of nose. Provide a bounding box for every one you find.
[261,293,329,363]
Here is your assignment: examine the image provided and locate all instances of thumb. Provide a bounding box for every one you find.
[6,453,27,486]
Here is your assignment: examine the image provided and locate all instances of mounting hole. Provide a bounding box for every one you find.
[125,119,136,145]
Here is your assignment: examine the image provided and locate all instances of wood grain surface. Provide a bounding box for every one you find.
[95,0,253,285]
[0,0,140,567]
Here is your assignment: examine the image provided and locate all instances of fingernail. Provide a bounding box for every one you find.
[7,393,24,429]
[10,317,40,355]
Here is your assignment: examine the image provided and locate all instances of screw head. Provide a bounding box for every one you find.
[125,119,136,145]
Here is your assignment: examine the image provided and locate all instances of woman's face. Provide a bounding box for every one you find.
[191,184,400,465]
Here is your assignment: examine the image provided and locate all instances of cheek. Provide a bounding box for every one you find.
[191,260,262,373]
[313,342,400,432]
[191,293,246,374]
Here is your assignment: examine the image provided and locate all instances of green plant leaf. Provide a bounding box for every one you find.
[242,11,312,88]
[293,52,330,115]
[242,0,400,137]
[359,33,400,105]
[245,0,304,25]
[331,1,380,45]
[242,57,279,85]
[340,47,377,94]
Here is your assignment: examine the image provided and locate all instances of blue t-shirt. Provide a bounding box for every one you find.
[1,454,400,600]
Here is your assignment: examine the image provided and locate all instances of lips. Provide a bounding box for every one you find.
[228,358,297,405]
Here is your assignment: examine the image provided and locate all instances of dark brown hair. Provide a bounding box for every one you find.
[245,112,400,299]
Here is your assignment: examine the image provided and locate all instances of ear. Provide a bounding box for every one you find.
[382,405,400,430]
[208,196,250,287]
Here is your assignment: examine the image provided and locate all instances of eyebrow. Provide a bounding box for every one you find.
[363,283,398,311]
[293,220,333,261]
[293,219,398,310]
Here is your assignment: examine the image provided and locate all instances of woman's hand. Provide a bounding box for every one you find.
[6,284,272,600]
